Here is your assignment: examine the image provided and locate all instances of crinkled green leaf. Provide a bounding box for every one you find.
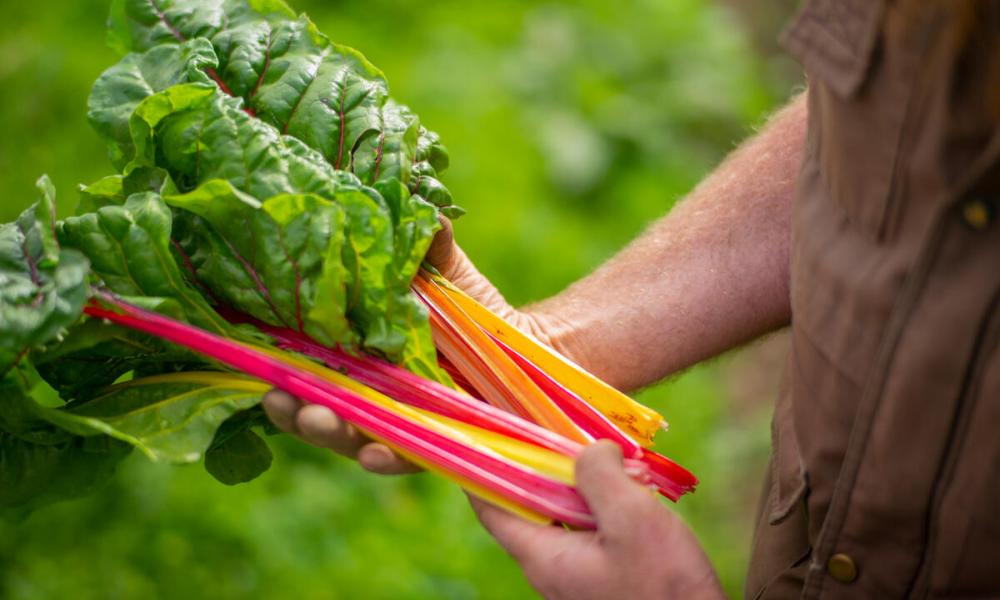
[96,0,462,216]
[108,0,228,53]
[127,82,357,199]
[165,179,354,347]
[352,100,419,187]
[0,177,90,375]
[88,38,217,168]
[375,180,439,284]
[47,372,267,464]
[368,180,447,382]
[58,192,235,336]
[128,87,439,366]
[77,175,127,214]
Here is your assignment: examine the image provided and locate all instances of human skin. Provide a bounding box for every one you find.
[263,93,807,597]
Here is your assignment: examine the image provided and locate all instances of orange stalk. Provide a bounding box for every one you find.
[413,274,592,444]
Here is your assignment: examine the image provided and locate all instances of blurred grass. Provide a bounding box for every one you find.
[0,1,797,598]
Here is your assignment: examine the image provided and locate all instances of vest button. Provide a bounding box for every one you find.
[961,197,993,231]
[827,553,858,583]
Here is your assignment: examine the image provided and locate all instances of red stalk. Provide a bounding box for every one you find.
[641,450,699,501]
[494,335,697,500]
[437,353,482,399]
[494,334,643,456]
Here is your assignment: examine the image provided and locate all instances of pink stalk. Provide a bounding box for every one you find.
[249,322,652,483]
[261,324,584,457]
[84,296,598,528]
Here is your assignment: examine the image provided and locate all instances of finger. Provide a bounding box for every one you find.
[467,494,570,564]
[294,403,366,457]
[357,443,422,475]
[575,440,658,535]
[424,214,456,273]
[262,389,304,435]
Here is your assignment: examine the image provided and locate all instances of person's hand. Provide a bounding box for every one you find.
[470,440,723,600]
[263,217,577,474]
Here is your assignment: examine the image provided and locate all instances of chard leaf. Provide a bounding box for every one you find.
[0,177,90,375]
[88,38,218,168]
[130,87,439,367]
[31,307,205,401]
[126,82,355,199]
[77,175,127,214]
[58,192,235,336]
[375,179,439,284]
[96,0,461,216]
[352,100,419,187]
[0,370,131,519]
[166,179,353,347]
[108,0,228,53]
[369,180,447,382]
[1,432,131,520]
[47,372,268,464]
[204,426,272,485]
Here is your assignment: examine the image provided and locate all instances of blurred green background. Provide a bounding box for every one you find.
[0,0,800,598]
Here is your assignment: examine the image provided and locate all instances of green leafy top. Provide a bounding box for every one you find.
[0,0,460,516]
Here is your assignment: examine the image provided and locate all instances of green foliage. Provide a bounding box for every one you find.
[0,0,790,597]
[168,181,355,347]
[0,179,90,375]
[90,0,455,367]
[59,192,236,334]
[48,372,266,464]
[204,426,274,485]
[2,0,458,522]
[0,364,133,519]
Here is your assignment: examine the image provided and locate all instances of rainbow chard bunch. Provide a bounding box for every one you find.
[0,0,695,525]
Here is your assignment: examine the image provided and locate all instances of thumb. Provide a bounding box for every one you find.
[467,494,570,564]
[424,215,459,277]
[575,441,658,535]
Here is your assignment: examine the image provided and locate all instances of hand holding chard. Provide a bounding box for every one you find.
[0,0,694,526]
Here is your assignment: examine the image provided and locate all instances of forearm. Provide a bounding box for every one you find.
[529,94,807,391]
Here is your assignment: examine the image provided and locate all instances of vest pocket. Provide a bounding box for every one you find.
[783,0,915,242]
[745,361,812,599]
[780,0,885,98]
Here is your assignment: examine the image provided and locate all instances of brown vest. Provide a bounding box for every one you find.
[746,1,1000,597]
